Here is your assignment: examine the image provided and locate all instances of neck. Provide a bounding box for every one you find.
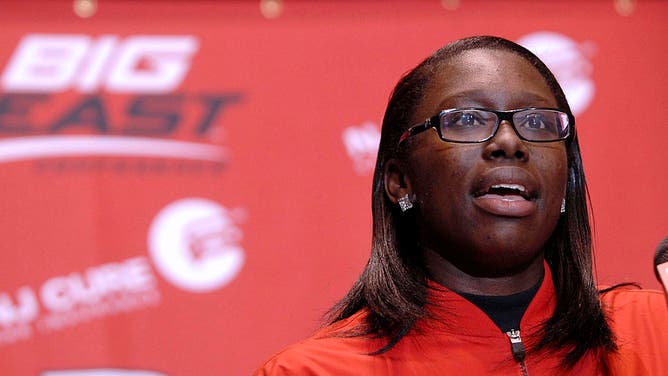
[423,248,545,296]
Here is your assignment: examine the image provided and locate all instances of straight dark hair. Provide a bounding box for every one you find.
[328,36,616,369]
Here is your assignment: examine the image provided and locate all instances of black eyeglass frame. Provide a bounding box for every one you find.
[398,107,575,145]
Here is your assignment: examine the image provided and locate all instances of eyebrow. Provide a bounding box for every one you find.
[436,90,555,109]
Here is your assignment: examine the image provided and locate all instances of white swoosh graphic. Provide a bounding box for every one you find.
[0,135,226,163]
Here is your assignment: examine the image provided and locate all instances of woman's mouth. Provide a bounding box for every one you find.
[472,175,538,217]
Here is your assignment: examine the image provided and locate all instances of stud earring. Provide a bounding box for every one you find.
[560,198,566,214]
[398,194,413,212]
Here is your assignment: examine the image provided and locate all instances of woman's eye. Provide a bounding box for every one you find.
[520,114,549,130]
[452,112,484,127]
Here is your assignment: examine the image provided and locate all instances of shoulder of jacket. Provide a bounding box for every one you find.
[600,286,665,307]
[600,286,667,336]
[252,311,372,375]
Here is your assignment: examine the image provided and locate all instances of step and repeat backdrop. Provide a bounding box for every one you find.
[0,1,666,375]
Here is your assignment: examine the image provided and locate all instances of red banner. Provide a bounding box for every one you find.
[0,1,666,375]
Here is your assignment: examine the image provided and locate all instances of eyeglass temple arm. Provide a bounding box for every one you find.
[398,118,433,144]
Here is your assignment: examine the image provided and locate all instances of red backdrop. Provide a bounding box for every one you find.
[0,1,666,375]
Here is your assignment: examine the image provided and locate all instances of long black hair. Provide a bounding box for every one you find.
[328,36,616,368]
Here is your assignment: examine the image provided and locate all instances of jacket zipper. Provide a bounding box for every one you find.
[506,329,529,376]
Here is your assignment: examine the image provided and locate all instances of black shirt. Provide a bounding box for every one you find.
[458,276,543,333]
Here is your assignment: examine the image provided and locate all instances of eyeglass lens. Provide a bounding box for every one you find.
[440,109,569,142]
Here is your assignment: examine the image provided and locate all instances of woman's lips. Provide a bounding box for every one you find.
[471,167,539,217]
[473,193,536,217]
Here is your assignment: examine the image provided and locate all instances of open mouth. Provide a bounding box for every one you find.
[483,184,531,200]
[474,183,533,201]
[471,168,539,217]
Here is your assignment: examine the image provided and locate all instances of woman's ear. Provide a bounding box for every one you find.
[384,158,412,204]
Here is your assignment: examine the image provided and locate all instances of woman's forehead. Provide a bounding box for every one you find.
[432,89,556,109]
[414,49,556,119]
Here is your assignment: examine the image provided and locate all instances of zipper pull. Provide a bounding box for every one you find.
[506,329,526,363]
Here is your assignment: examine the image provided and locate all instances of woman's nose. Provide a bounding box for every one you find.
[483,120,529,161]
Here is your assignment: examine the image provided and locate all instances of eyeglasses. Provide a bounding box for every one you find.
[398,107,574,144]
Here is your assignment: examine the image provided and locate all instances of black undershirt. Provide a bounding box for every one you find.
[458,276,543,333]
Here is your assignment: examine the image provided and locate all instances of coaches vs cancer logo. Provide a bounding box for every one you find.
[341,121,380,176]
[148,198,246,293]
[0,197,246,346]
[517,31,596,116]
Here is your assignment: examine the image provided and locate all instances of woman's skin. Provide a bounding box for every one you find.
[385,49,568,296]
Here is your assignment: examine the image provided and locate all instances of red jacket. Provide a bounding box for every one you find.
[255,265,667,375]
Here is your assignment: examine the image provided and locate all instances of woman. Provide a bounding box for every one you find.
[255,36,667,375]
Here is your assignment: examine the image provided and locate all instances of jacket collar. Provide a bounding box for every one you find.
[421,260,556,339]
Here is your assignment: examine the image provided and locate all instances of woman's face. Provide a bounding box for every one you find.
[403,48,568,278]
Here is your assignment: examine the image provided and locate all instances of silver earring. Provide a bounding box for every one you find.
[398,194,413,212]
[560,198,566,214]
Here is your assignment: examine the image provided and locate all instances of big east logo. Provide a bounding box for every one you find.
[0,34,242,165]
[3,34,197,93]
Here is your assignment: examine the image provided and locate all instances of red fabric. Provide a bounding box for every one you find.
[603,287,668,375]
[255,265,668,375]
